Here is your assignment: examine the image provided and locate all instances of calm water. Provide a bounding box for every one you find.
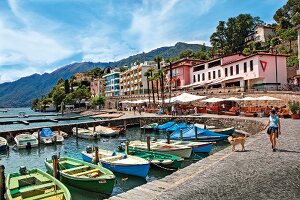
[0,108,96,132]
[0,127,229,199]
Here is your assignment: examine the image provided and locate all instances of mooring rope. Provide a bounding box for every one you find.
[150,161,177,171]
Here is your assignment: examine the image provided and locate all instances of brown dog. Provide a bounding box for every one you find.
[227,136,245,151]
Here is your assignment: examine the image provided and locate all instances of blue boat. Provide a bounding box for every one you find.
[154,121,175,131]
[166,123,193,132]
[170,126,228,142]
[210,127,235,135]
[81,147,150,178]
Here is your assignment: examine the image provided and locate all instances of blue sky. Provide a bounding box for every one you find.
[0,0,287,83]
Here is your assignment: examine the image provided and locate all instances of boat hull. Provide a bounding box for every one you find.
[45,158,115,195]
[153,147,191,158]
[0,144,8,151]
[82,152,150,178]
[191,143,213,153]
[211,127,235,135]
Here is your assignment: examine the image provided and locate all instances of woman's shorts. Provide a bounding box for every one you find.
[267,127,278,135]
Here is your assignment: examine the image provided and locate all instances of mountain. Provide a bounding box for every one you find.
[0,42,208,107]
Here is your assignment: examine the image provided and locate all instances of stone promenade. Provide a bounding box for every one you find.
[109,118,300,200]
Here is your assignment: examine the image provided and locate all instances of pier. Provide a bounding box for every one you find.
[108,118,300,200]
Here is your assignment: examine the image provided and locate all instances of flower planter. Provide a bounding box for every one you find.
[291,114,300,119]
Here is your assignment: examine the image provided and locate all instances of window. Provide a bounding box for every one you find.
[193,75,196,83]
[250,60,253,71]
[225,68,228,77]
[213,71,216,79]
[218,70,221,78]
[244,62,247,73]
[208,72,211,80]
[198,74,200,82]
[230,66,233,76]
[202,73,205,81]
[208,60,221,68]
[236,65,239,74]
[193,65,205,72]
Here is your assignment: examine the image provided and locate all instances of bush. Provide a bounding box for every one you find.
[288,101,300,114]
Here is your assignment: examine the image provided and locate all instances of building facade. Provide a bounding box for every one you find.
[188,53,288,91]
[120,61,157,96]
[163,58,203,90]
[73,72,92,82]
[90,78,105,97]
[245,25,276,44]
[103,70,120,97]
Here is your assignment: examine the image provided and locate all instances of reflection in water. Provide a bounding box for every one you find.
[0,127,228,199]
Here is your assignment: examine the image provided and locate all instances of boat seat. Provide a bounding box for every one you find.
[72,169,99,176]
[9,173,51,190]
[61,165,89,173]
[59,160,82,167]
[101,155,123,162]
[20,182,55,193]
[23,189,64,200]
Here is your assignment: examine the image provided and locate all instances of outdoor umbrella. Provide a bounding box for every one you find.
[224,97,242,101]
[165,93,206,103]
[202,97,224,103]
[256,96,281,101]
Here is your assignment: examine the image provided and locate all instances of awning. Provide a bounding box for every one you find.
[164,93,206,103]
[241,97,257,101]
[223,97,242,101]
[256,96,281,101]
[202,97,224,103]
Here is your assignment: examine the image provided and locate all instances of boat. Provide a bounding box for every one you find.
[6,167,71,200]
[129,140,192,158]
[157,140,213,153]
[166,123,193,133]
[53,130,69,138]
[14,134,39,149]
[81,147,150,178]
[18,112,28,118]
[0,137,8,151]
[154,121,175,131]
[170,126,228,142]
[119,147,183,169]
[88,125,119,137]
[141,123,158,130]
[33,128,54,144]
[72,127,100,139]
[194,123,216,129]
[54,133,64,143]
[210,127,235,135]
[45,157,115,194]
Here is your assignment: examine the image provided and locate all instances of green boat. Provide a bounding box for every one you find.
[6,167,71,200]
[44,157,115,195]
[121,147,183,169]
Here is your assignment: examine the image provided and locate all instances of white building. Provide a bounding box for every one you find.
[188,52,288,91]
[245,25,276,44]
[120,61,157,96]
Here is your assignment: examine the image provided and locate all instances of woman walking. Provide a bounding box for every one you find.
[264,109,281,152]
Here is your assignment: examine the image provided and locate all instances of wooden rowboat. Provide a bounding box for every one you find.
[44,157,115,194]
[6,167,71,200]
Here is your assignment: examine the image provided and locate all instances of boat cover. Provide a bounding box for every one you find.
[41,128,54,137]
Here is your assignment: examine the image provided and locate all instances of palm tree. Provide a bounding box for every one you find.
[165,58,173,103]
[147,67,155,104]
[154,56,163,102]
[143,71,151,104]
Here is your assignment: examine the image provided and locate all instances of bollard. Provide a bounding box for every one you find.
[52,155,59,179]
[146,136,151,151]
[125,142,129,155]
[58,128,61,135]
[204,124,207,129]
[108,123,111,127]
[124,120,127,130]
[93,123,96,132]
[37,129,41,145]
[94,147,99,164]
[53,134,57,144]
[195,126,198,140]
[0,165,5,200]
[167,132,170,144]
[180,128,183,141]
[76,125,78,138]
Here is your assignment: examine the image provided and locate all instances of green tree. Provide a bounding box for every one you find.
[91,95,105,109]
[147,67,155,104]
[242,47,253,56]
[73,85,91,101]
[32,98,39,110]
[273,0,300,28]
[279,28,297,52]
[52,87,66,111]
[63,93,75,105]
[64,79,70,94]
[120,66,129,72]
[210,14,264,55]
[179,49,193,59]
[287,55,299,67]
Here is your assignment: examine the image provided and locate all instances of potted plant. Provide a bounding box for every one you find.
[288,101,300,119]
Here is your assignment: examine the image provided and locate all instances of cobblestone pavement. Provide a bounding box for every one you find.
[109,118,300,200]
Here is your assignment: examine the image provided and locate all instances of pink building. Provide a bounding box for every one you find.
[164,58,204,90]
[186,52,288,91]
[90,78,105,97]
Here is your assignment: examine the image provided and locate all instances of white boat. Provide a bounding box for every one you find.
[129,140,192,158]
[32,128,54,144]
[81,148,150,178]
[72,127,100,139]
[14,134,38,149]
[53,130,69,138]
[156,140,213,153]
[0,137,8,151]
[194,123,215,129]
[88,125,119,137]
[54,133,64,143]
